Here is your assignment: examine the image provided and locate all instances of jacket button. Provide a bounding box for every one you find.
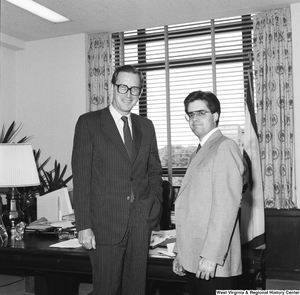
[127,196,130,201]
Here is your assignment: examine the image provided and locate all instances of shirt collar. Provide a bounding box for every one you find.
[109,105,132,125]
[200,127,218,146]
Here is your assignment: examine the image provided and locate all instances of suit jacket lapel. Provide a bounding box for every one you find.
[178,130,223,198]
[131,115,142,163]
[101,107,129,159]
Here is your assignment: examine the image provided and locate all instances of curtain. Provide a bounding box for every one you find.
[253,8,295,209]
[88,33,113,111]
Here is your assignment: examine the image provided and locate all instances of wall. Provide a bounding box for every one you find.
[0,47,17,123]
[6,34,88,187]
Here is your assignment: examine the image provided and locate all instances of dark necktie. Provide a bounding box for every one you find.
[121,116,134,202]
[196,143,201,153]
[121,116,132,159]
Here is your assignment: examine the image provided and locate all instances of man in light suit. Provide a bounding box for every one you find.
[72,65,162,295]
[173,91,244,294]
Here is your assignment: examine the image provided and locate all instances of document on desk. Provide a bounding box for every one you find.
[152,229,176,238]
[158,242,176,257]
[26,217,53,231]
[50,220,75,229]
[149,243,176,258]
[49,238,82,248]
[150,229,176,248]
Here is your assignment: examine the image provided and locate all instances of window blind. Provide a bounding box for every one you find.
[112,15,253,185]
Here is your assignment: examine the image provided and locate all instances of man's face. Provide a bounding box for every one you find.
[112,72,141,115]
[187,100,218,140]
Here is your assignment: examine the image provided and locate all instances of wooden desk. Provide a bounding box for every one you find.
[0,233,90,295]
[0,233,265,295]
[0,233,185,295]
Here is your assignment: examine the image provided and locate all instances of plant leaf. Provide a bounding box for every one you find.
[0,124,6,142]
[62,175,73,187]
[4,121,22,142]
[0,121,32,143]
[59,164,67,183]
[17,135,33,143]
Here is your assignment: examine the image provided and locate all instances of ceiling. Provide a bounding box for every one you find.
[1,0,300,42]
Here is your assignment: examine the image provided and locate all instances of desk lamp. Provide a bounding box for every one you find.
[0,144,40,234]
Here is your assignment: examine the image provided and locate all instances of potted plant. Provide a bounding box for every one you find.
[39,160,73,195]
[34,157,73,221]
[22,151,73,222]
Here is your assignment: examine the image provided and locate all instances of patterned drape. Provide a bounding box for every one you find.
[88,33,113,111]
[253,8,295,209]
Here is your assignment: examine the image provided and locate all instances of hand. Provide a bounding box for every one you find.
[172,254,186,276]
[196,257,216,280]
[78,228,96,250]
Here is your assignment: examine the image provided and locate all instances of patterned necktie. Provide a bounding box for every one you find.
[121,116,132,159]
[196,143,201,153]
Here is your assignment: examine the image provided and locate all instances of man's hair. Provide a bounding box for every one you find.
[184,90,221,126]
[111,65,144,87]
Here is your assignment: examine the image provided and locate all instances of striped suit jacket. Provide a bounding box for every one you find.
[71,107,162,245]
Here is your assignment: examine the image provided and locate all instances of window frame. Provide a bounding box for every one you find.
[112,15,253,182]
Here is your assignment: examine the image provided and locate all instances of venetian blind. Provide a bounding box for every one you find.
[112,15,253,184]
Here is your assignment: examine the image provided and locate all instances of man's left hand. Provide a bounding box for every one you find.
[196,257,217,280]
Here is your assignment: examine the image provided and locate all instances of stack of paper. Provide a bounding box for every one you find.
[50,220,75,229]
[26,218,76,232]
[157,242,176,257]
[50,238,82,248]
[150,229,176,248]
[26,217,53,231]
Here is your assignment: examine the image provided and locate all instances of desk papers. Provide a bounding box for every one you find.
[26,217,53,231]
[49,220,75,229]
[150,229,176,248]
[149,243,176,258]
[26,218,75,232]
[49,238,82,248]
[49,229,176,250]
[149,229,176,257]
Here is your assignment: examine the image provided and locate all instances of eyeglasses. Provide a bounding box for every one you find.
[185,109,212,121]
[114,84,142,96]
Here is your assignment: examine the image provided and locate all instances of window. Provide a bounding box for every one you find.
[112,15,253,185]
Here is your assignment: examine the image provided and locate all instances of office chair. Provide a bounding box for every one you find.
[160,180,174,230]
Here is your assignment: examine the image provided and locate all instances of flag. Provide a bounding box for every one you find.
[241,72,265,249]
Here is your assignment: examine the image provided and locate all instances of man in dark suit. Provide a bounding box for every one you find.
[71,65,163,295]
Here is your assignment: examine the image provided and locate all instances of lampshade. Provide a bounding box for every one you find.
[0,144,40,188]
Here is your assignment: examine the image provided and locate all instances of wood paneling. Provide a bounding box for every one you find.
[265,209,300,280]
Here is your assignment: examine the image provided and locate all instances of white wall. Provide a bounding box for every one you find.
[0,47,17,124]
[291,3,300,206]
[13,34,88,185]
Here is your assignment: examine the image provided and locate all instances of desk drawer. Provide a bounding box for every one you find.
[0,252,92,275]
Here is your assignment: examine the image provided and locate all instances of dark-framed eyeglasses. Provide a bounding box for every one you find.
[114,84,142,96]
[185,109,212,121]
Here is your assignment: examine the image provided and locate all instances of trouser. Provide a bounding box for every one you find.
[185,271,237,295]
[89,202,152,295]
